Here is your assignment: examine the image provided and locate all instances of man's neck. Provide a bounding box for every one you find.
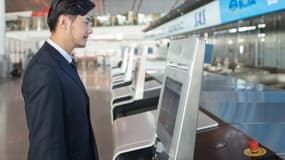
[50,34,73,54]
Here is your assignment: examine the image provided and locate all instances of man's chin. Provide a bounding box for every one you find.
[76,43,86,48]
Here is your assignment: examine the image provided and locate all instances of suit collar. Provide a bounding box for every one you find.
[46,38,73,63]
[43,42,88,96]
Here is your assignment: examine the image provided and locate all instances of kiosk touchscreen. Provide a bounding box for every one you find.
[156,77,182,154]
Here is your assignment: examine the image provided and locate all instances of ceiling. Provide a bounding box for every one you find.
[5,0,177,15]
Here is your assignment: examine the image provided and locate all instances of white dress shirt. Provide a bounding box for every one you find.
[46,38,73,63]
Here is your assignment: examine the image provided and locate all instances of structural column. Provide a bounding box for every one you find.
[0,0,7,78]
[0,2,7,159]
[0,0,5,57]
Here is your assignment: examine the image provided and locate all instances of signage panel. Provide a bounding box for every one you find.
[220,0,285,23]
[145,0,285,39]
[145,1,221,39]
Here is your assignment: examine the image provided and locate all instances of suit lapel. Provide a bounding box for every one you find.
[44,42,88,96]
[59,61,88,96]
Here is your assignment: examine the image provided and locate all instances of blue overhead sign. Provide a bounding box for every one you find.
[145,0,285,39]
[220,0,285,23]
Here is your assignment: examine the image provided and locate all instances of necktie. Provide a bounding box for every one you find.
[70,58,77,70]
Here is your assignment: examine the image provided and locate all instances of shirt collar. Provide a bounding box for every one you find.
[46,38,73,63]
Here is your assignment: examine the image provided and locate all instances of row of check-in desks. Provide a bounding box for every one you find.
[109,73,282,159]
[108,40,282,159]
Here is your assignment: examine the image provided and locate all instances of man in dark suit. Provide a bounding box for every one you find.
[21,0,99,159]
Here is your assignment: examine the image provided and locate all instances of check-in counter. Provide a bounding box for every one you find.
[200,72,285,156]
[195,123,281,160]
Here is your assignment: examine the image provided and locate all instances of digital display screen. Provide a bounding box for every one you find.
[157,77,182,153]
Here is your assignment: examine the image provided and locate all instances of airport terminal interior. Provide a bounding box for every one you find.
[1,0,285,160]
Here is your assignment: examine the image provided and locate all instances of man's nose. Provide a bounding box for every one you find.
[88,25,93,34]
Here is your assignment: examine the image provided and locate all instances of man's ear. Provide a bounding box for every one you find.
[57,15,71,31]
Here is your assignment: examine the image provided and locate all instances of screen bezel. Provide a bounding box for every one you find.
[155,37,204,160]
[156,66,190,157]
[156,76,183,154]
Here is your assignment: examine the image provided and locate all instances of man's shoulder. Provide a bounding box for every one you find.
[29,43,58,67]
[22,61,60,92]
[23,43,60,80]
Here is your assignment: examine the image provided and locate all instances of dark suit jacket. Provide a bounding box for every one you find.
[22,42,99,160]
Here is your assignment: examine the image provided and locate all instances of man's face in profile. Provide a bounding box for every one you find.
[69,13,93,48]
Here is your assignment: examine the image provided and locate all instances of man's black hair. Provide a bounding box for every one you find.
[47,0,95,32]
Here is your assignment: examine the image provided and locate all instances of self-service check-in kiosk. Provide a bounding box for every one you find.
[112,47,129,76]
[112,37,218,160]
[112,47,147,102]
[111,46,162,121]
[112,47,127,69]
[112,48,135,85]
